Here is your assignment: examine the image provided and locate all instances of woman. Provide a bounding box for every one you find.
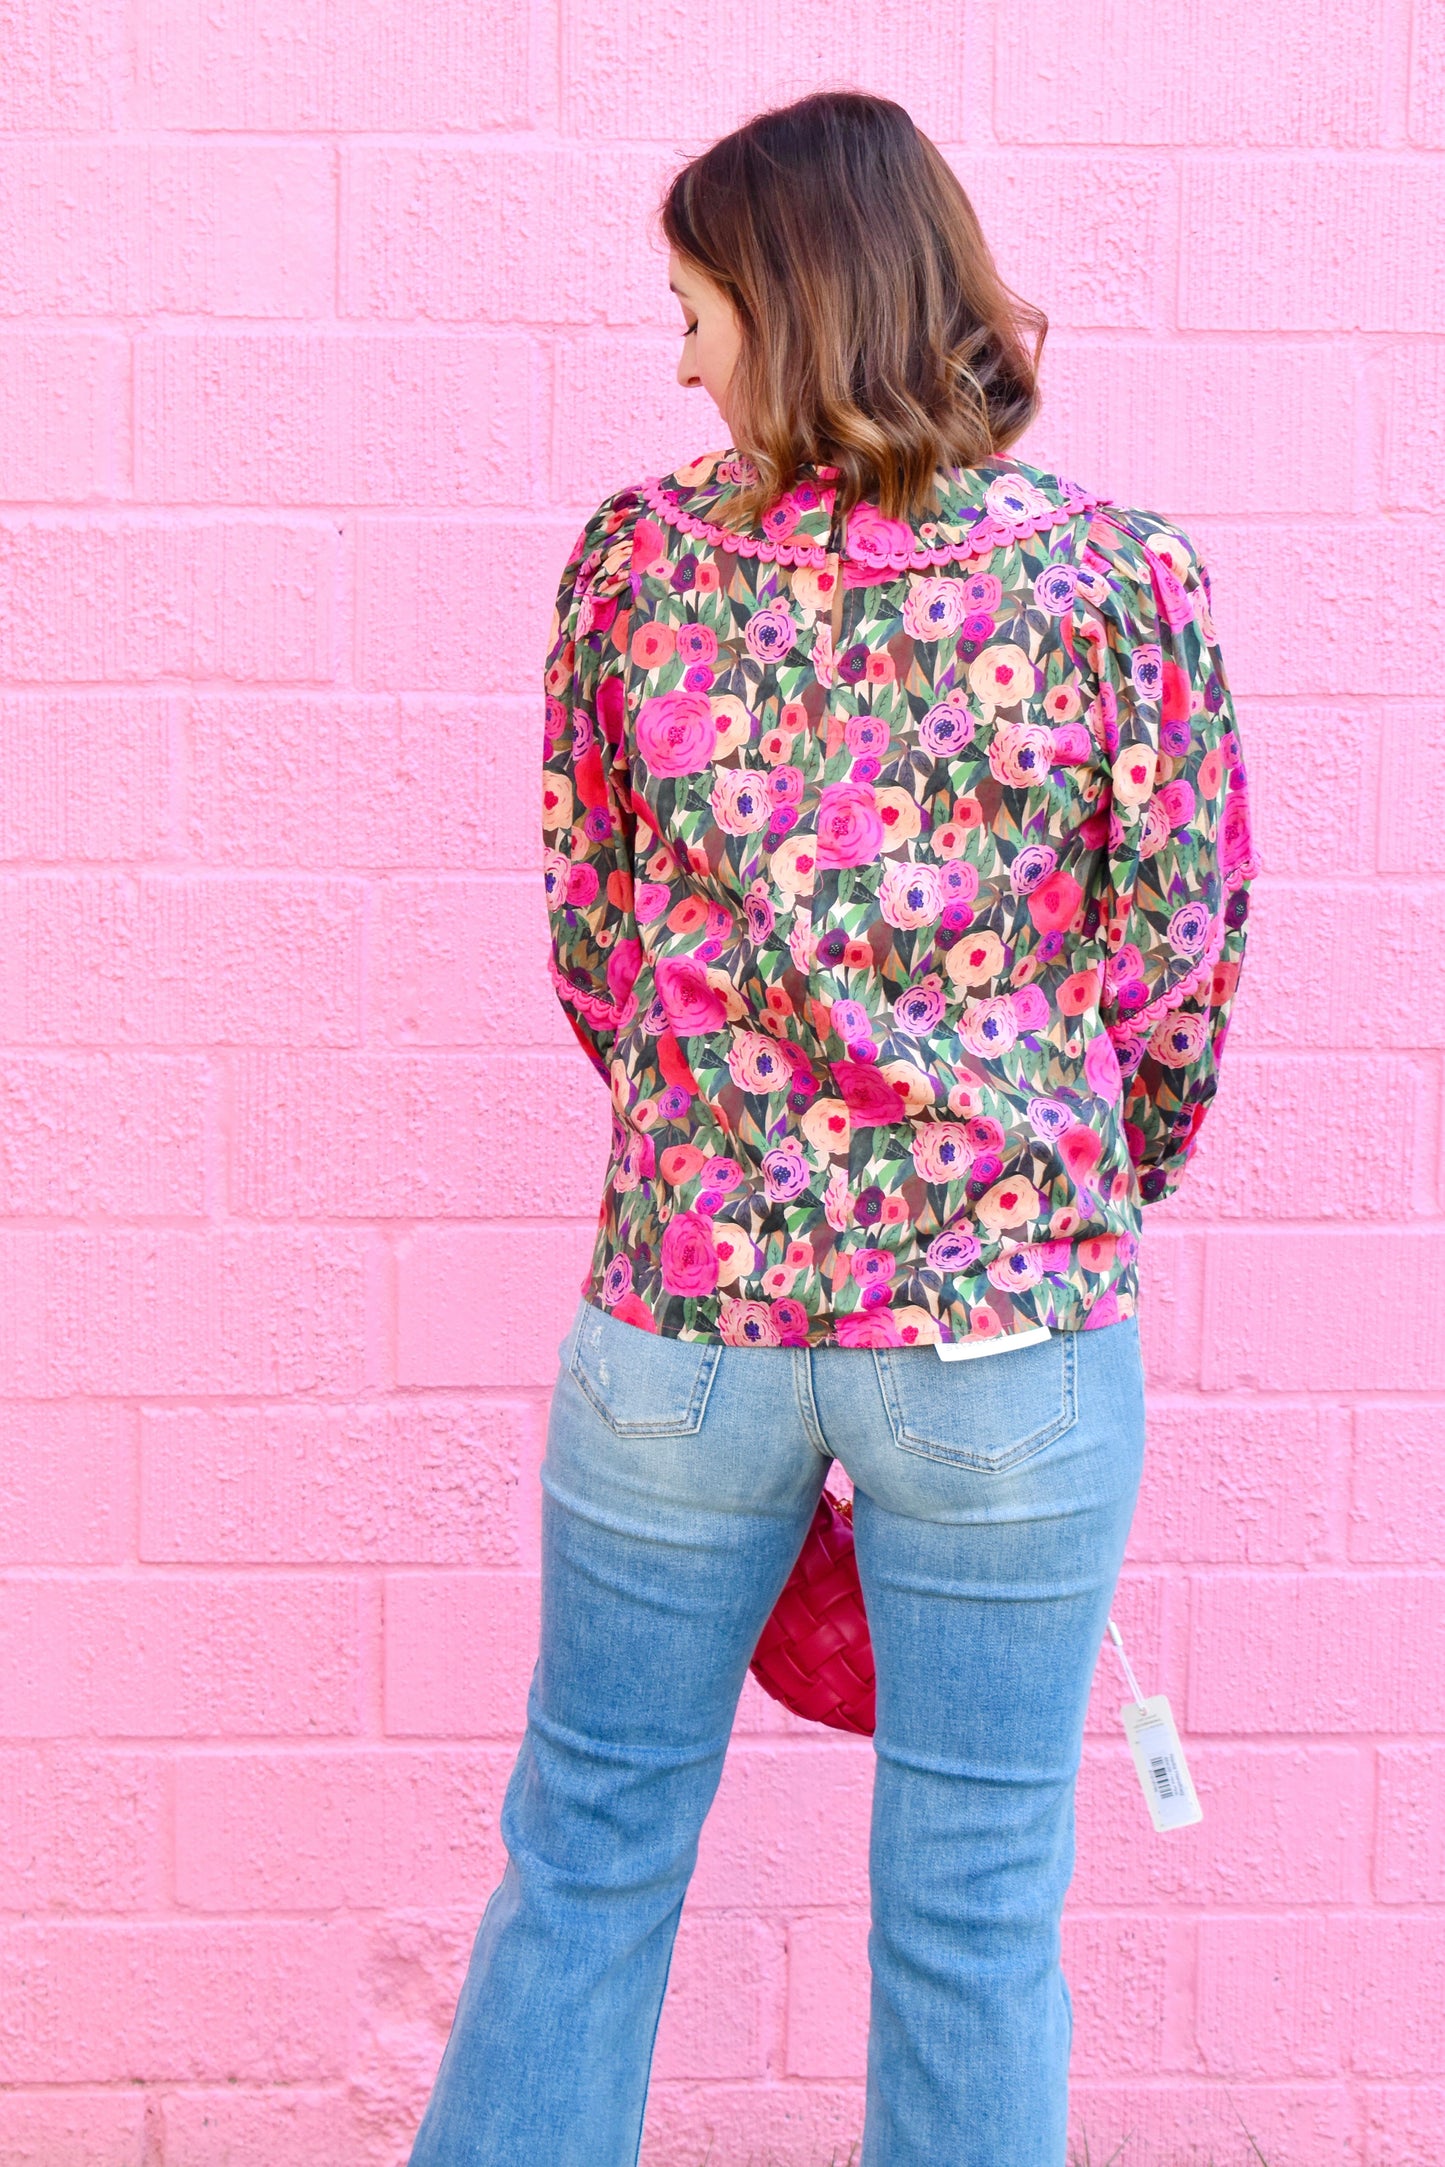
[411,90,1254,2167]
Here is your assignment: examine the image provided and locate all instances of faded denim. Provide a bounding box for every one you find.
[410,1299,1146,2167]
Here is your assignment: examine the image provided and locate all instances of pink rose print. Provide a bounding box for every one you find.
[630,518,665,573]
[655,956,726,1034]
[1084,1032,1123,1103]
[902,580,966,640]
[545,458,1251,1347]
[660,1210,718,1297]
[879,860,943,930]
[831,1061,909,1126]
[635,690,717,777]
[818,781,885,868]
[606,937,642,1002]
[911,1125,975,1183]
[845,504,914,569]
[744,607,796,662]
[835,1308,905,1347]
[1027,869,1083,934]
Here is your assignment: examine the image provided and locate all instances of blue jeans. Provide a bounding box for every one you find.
[410,1300,1146,2167]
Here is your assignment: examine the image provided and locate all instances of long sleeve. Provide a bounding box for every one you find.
[542,492,643,1080]
[1081,508,1257,1203]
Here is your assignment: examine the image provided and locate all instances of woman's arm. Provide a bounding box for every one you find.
[542,493,644,1080]
[1080,507,1258,1203]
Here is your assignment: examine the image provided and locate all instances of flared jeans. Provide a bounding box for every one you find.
[410,1299,1146,2166]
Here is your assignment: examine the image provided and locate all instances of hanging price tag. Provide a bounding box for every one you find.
[1120,1694,1203,1833]
[1105,1618,1203,1834]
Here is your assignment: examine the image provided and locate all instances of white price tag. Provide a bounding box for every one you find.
[1120,1695,1203,1833]
[1104,1617,1202,1834]
[936,1323,1052,1362]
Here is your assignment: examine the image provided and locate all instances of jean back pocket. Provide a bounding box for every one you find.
[873,1331,1078,1472]
[567,1301,721,1437]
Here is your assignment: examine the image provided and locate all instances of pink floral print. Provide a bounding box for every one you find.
[542,451,1255,1349]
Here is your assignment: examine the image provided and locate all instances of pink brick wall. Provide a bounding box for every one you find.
[0,4,1439,2160]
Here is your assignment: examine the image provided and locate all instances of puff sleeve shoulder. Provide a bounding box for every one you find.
[1076,506,1257,1202]
[541,489,644,1079]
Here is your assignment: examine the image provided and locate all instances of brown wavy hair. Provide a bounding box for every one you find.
[660,91,1046,531]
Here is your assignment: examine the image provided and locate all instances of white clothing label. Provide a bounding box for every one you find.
[1121,1696,1203,1833]
[936,1323,1053,1363]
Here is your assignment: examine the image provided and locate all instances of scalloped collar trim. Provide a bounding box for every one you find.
[640,457,1108,573]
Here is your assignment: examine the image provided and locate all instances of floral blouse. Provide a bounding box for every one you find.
[541,451,1255,1349]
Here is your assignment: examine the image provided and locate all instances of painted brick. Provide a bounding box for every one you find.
[1166,1054,1431,1223]
[1377,345,1445,512]
[0,521,338,683]
[1188,1573,1445,1733]
[1128,1400,1339,1565]
[650,1914,780,2081]
[132,0,533,130]
[0,1749,166,1911]
[1375,1745,1445,1904]
[1072,1743,1372,1908]
[230,1051,602,1218]
[1064,1916,1175,2077]
[0,1922,354,2082]
[341,146,681,326]
[0,1055,208,1217]
[640,2084,865,2167]
[0,1404,131,1564]
[0,1231,371,1398]
[136,334,537,508]
[785,1914,869,2078]
[1201,1231,1445,1395]
[187,695,539,872]
[0,0,120,130]
[174,1748,512,1909]
[1351,1406,1445,1565]
[1181,161,1445,331]
[396,1225,600,1390]
[995,0,1383,145]
[1134,1228,1203,1391]
[1197,1916,1445,2078]
[0,696,174,862]
[0,876,362,1046]
[1409,0,1445,144]
[551,335,720,505]
[688,1742,875,1911]
[354,516,575,693]
[0,333,125,502]
[0,2091,147,2166]
[0,1575,363,1738]
[953,153,1170,331]
[159,2090,384,2167]
[1070,2084,1357,2165]
[0,0,1440,2136]
[1239,702,1371,877]
[382,1571,541,1737]
[561,0,979,140]
[141,1401,527,1567]
[0,144,332,317]
[1378,703,1445,873]
[1024,340,1356,515]
[1361,2086,1445,2166]
[368,877,573,1050]
[1232,881,1444,1053]
[1184,522,1445,696]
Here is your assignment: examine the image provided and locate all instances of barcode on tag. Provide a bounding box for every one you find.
[1121,1695,1202,1832]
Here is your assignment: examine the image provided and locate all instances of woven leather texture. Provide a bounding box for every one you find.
[749,1490,876,1736]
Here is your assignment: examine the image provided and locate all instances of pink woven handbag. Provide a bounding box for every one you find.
[749,1489,876,1735]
